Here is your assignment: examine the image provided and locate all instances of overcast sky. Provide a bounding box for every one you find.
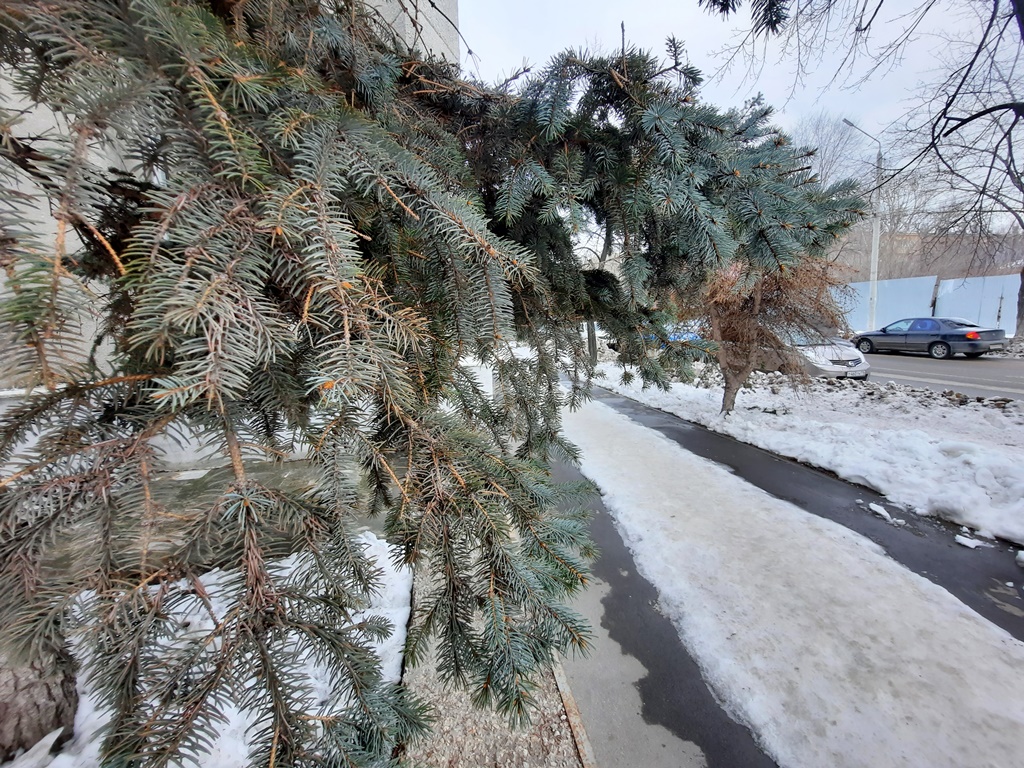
[457,0,975,151]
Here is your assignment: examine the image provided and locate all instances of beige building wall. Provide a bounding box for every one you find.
[1,2,461,390]
[372,0,460,62]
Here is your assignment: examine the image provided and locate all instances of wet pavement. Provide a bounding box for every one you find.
[556,462,778,768]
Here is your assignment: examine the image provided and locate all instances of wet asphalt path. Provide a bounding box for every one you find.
[555,459,778,768]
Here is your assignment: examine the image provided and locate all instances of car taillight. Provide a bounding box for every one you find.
[965,331,980,340]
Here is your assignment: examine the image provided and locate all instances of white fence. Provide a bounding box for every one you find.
[842,273,1020,335]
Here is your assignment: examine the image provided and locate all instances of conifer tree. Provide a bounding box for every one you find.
[0,1,861,764]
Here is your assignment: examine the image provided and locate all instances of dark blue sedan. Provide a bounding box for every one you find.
[852,317,1007,359]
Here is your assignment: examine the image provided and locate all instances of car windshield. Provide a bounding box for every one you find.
[784,331,832,346]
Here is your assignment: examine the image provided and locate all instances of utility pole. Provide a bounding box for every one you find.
[843,119,883,329]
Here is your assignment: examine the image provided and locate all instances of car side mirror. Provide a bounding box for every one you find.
[880,327,888,334]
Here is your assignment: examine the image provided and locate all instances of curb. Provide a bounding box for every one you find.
[552,656,599,768]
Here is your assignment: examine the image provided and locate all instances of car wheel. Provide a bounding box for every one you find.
[856,339,874,354]
[964,352,985,358]
[929,341,953,360]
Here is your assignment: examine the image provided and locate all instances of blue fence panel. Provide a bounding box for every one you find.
[842,276,939,333]
[841,273,1020,336]
[936,274,1019,334]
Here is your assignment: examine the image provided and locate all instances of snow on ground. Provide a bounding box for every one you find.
[595,363,1024,545]
[7,532,412,768]
[562,398,1024,768]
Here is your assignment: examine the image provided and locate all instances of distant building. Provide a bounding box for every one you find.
[833,222,1023,283]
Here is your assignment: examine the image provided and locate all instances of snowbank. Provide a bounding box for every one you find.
[596,364,1024,545]
[563,398,1024,768]
[7,532,412,768]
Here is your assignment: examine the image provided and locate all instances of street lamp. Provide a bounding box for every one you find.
[843,118,883,330]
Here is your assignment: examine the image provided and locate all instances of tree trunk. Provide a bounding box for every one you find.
[717,340,759,414]
[721,365,745,414]
[1015,265,1024,339]
[711,314,755,414]
[586,321,598,365]
[0,649,78,761]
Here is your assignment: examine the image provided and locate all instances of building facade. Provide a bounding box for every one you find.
[373,0,459,62]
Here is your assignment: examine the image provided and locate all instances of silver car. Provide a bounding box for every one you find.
[795,338,871,379]
[852,317,1007,359]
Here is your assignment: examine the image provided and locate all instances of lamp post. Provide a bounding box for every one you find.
[843,119,883,329]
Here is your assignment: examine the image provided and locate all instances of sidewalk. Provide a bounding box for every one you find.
[553,463,776,768]
[557,395,1024,768]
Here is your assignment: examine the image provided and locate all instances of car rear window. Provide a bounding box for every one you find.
[943,319,980,328]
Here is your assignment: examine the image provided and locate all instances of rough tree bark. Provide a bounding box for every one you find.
[1016,265,1024,339]
[0,649,78,761]
[708,279,768,414]
[720,365,741,414]
[718,351,757,414]
[709,304,758,414]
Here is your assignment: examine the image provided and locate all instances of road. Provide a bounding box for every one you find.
[864,352,1024,399]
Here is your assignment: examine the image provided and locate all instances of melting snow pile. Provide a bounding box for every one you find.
[6,532,411,768]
